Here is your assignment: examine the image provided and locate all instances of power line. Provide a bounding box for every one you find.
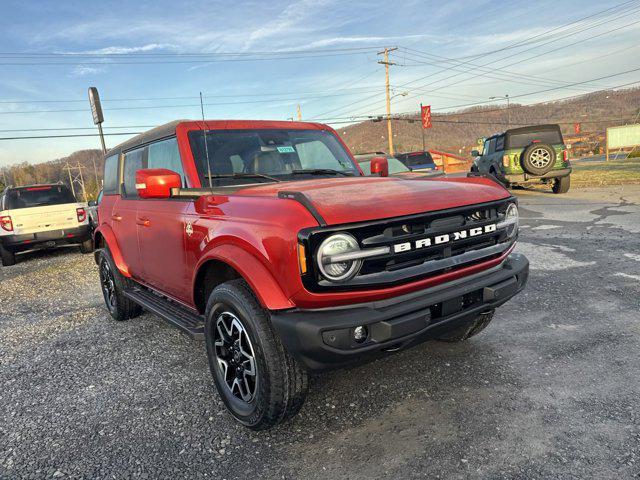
[0,85,384,105]
[0,46,382,57]
[342,14,640,120]
[0,132,141,141]
[309,78,640,122]
[0,90,385,115]
[310,3,640,120]
[0,50,378,66]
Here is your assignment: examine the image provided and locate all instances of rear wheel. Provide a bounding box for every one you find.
[205,279,308,430]
[435,310,495,342]
[97,248,142,321]
[79,238,94,254]
[521,144,555,175]
[552,175,571,194]
[0,246,16,266]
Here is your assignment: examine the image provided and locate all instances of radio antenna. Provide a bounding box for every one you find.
[200,91,213,189]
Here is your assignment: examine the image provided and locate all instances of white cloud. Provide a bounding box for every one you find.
[70,65,105,76]
[75,43,179,55]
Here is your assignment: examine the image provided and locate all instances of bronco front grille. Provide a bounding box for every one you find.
[299,198,516,292]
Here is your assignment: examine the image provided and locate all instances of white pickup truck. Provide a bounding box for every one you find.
[0,184,93,266]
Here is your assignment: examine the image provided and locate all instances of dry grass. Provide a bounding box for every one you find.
[571,158,640,187]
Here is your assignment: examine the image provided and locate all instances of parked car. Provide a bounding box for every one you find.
[87,190,102,229]
[471,124,571,193]
[94,119,529,430]
[395,150,439,171]
[354,153,443,178]
[0,183,93,266]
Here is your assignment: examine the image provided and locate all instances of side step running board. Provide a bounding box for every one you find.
[123,287,205,338]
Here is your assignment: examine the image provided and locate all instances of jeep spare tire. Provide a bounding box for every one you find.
[521,143,555,176]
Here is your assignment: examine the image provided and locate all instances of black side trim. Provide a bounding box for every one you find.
[278,190,327,227]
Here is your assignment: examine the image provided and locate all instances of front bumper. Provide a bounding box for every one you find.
[505,167,571,183]
[271,252,529,371]
[1,225,91,252]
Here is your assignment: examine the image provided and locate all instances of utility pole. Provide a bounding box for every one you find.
[297,104,302,121]
[378,47,397,156]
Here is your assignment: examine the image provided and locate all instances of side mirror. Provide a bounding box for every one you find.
[88,200,97,207]
[135,169,182,199]
[370,156,389,177]
[471,150,480,157]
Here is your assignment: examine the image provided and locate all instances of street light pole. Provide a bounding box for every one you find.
[506,94,510,128]
[490,94,510,128]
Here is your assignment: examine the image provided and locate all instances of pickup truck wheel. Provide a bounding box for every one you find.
[435,310,495,342]
[79,238,94,254]
[205,279,308,430]
[97,248,143,321]
[0,246,16,266]
[552,175,570,194]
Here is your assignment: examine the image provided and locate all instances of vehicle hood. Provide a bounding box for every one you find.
[235,176,511,226]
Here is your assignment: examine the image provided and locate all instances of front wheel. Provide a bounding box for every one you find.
[552,175,570,194]
[205,279,308,430]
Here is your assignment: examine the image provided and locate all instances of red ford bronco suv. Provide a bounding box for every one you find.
[94,120,529,429]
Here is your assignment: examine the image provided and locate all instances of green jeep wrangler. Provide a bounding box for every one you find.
[471,124,572,194]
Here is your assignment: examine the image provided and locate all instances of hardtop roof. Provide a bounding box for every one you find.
[486,123,561,140]
[104,119,328,157]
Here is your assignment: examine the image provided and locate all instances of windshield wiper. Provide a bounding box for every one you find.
[206,173,281,182]
[291,169,352,177]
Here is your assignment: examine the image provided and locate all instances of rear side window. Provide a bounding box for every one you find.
[103,153,119,195]
[123,147,145,198]
[5,185,76,210]
[147,137,185,186]
[507,129,563,149]
[495,136,505,151]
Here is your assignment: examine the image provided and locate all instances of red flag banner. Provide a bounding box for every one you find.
[421,105,432,129]
[574,122,581,134]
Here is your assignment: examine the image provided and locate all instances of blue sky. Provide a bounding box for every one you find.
[0,0,639,166]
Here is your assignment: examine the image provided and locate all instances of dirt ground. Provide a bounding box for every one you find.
[1,185,639,479]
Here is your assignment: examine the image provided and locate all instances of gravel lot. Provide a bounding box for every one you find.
[1,185,639,479]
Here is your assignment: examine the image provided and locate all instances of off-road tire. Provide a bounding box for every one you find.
[79,238,94,254]
[97,248,142,321]
[435,310,495,342]
[0,246,16,266]
[521,143,555,176]
[204,279,308,430]
[552,175,571,194]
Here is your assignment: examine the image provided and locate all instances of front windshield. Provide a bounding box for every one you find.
[188,129,359,186]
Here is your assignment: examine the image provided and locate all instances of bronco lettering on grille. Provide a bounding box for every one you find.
[393,224,497,253]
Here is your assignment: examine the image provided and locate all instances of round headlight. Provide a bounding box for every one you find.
[503,203,519,238]
[316,233,362,282]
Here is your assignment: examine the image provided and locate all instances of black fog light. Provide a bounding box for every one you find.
[353,325,368,343]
